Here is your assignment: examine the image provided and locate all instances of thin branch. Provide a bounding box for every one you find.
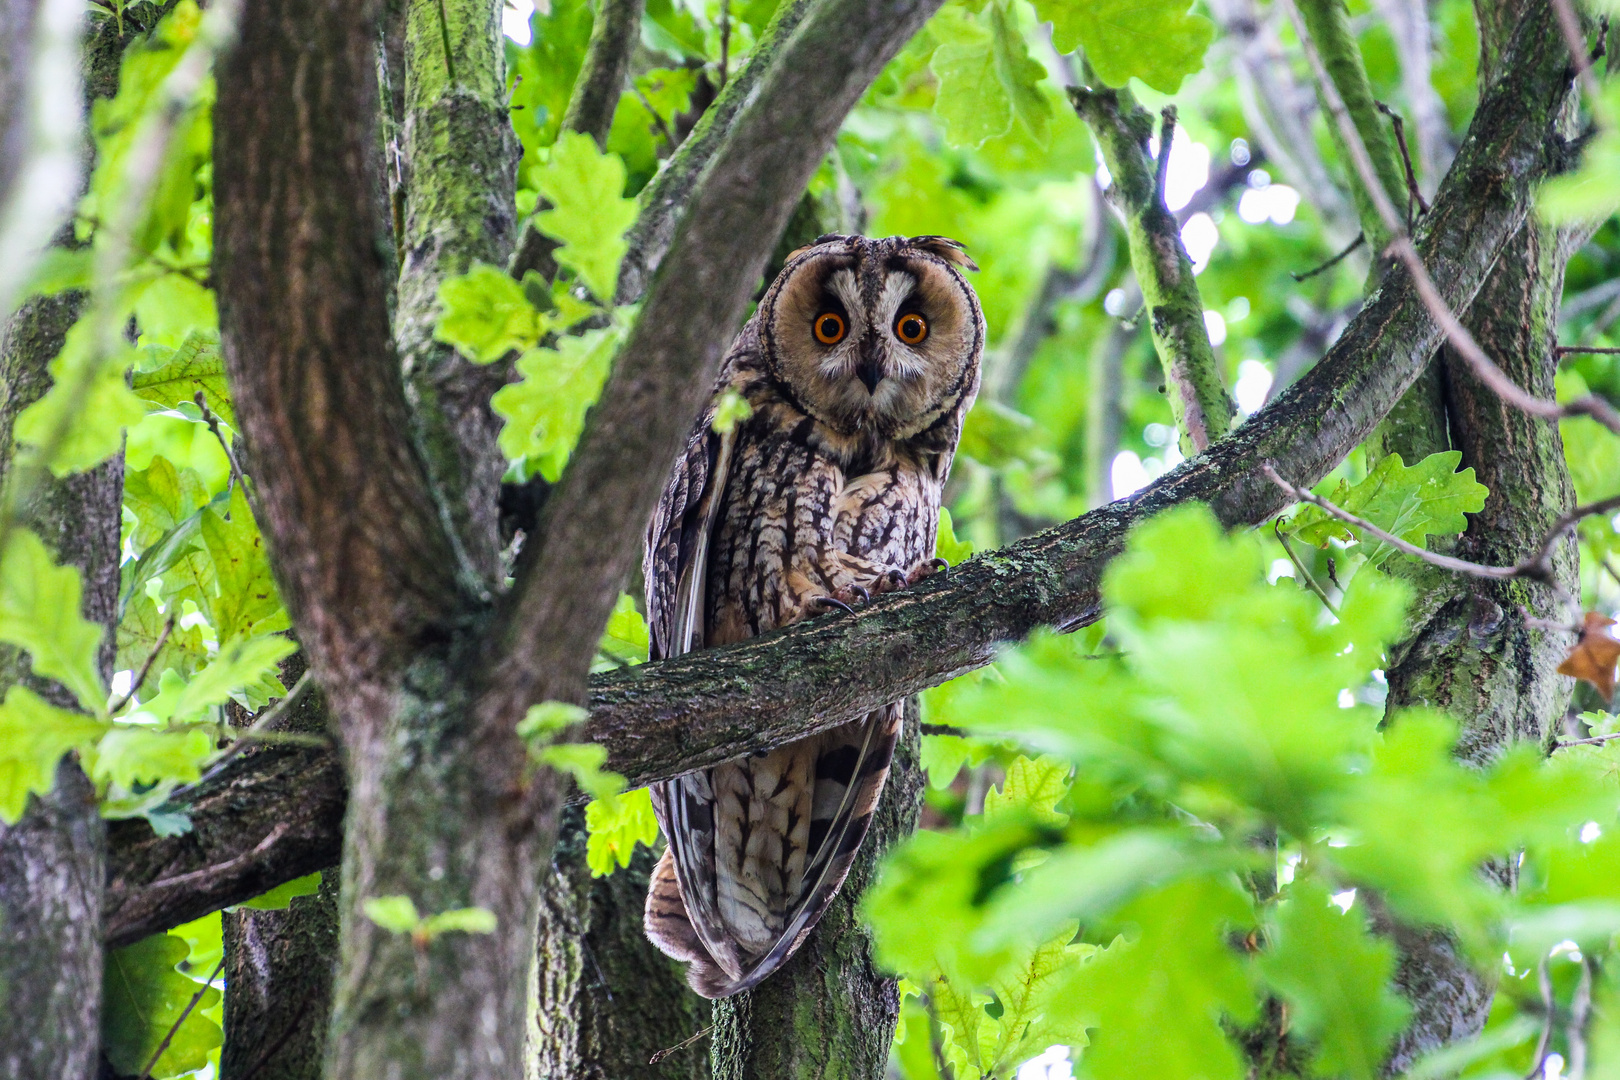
[1070,84,1231,455]
[648,1024,713,1065]
[559,0,647,147]
[1550,0,1605,106]
[1286,0,1620,438]
[1273,520,1340,616]
[136,955,227,1080]
[1375,100,1429,220]
[1568,954,1593,1080]
[1554,731,1620,749]
[1556,345,1620,356]
[718,0,731,91]
[192,390,247,493]
[108,614,176,715]
[1291,231,1365,281]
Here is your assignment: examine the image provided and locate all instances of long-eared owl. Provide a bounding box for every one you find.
[641,234,985,998]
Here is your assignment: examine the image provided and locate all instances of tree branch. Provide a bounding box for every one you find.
[1069,88,1232,455]
[560,0,645,146]
[612,0,819,303]
[108,0,1577,944]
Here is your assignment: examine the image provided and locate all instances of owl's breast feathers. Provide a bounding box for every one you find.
[642,295,972,1000]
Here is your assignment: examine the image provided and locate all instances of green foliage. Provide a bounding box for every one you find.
[534,133,639,301]
[869,504,1620,1077]
[435,263,549,363]
[584,786,661,876]
[0,529,108,712]
[930,2,1051,149]
[1036,0,1214,93]
[0,687,107,823]
[1256,881,1413,1080]
[132,331,232,422]
[596,592,650,670]
[102,933,223,1079]
[1286,450,1489,567]
[936,507,974,566]
[493,323,627,481]
[236,872,322,911]
[1540,83,1620,223]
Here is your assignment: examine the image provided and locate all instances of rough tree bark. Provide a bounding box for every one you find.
[109,0,1582,950]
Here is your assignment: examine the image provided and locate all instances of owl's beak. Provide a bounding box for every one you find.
[855,354,884,394]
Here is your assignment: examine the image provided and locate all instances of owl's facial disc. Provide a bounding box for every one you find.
[765,239,983,438]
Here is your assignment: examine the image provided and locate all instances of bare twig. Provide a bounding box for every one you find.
[1556,345,1620,356]
[1288,0,1620,438]
[136,955,227,1080]
[1555,731,1620,750]
[108,614,177,715]
[1155,106,1177,202]
[1273,520,1340,615]
[1551,0,1605,106]
[718,0,731,91]
[1291,231,1365,281]
[648,1025,713,1065]
[1374,100,1429,220]
[192,390,248,494]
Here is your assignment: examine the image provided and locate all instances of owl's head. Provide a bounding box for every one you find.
[757,234,985,441]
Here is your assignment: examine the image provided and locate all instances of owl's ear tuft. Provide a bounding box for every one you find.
[909,235,978,271]
[784,234,854,263]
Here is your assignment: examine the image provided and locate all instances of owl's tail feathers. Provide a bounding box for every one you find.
[645,848,736,998]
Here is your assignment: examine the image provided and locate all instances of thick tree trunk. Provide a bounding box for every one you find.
[221,871,342,1080]
[532,812,710,1080]
[710,713,923,1080]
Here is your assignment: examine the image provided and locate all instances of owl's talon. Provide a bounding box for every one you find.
[930,557,949,573]
[810,595,857,617]
[850,584,872,605]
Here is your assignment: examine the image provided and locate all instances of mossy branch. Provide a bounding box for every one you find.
[560,0,646,147]
[1289,0,1411,248]
[1069,87,1232,455]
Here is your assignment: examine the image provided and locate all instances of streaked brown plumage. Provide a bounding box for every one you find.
[642,234,985,998]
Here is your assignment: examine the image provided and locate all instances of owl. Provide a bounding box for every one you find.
[641,233,985,998]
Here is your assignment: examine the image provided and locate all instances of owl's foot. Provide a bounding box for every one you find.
[903,557,949,586]
[808,593,859,617]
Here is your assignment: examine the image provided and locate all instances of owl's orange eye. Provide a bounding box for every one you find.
[895,312,929,345]
[813,312,846,344]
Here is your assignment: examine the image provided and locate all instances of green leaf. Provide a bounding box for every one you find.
[538,742,627,801]
[132,331,231,422]
[163,633,294,720]
[1256,880,1411,1080]
[420,907,498,937]
[0,529,108,712]
[198,485,290,642]
[516,700,589,746]
[102,933,223,1079]
[595,592,649,670]
[920,731,997,789]
[14,325,147,475]
[711,388,754,435]
[983,924,1094,1075]
[534,132,638,300]
[362,895,421,934]
[91,727,214,790]
[936,507,975,565]
[930,7,1010,148]
[982,753,1071,827]
[988,2,1050,147]
[0,686,107,824]
[1287,451,1488,566]
[236,872,322,911]
[1036,0,1214,93]
[492,324,625,481]
[584,785,660,876]
[1057,878,1253,1080]
[435,263,549,363]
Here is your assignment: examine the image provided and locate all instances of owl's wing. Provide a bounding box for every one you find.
[642,405,735,663]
